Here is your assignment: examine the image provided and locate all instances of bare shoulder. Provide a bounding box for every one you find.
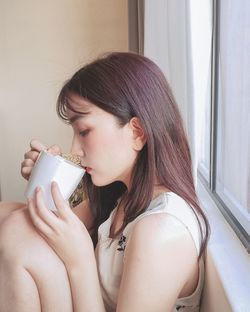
[129,213,199,284]
[0,208,73,311]
[129,212,197,248]
[116,213,199,311]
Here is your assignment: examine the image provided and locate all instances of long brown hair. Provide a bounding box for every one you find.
[57,52,210,259]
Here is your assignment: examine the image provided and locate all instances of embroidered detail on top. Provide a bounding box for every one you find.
[117,235,126,251]
[176,305,186,310]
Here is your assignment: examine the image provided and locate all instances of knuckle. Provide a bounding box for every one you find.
[22,160,30,168]
[30,139,46,152]
[30,139,36,145]
[22,159,28,166]
[30,139,38,148]
[33,219,40,228]
[27,158,35,166]
[28,152,38,162]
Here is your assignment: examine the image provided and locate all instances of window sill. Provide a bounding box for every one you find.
[197,181,250,312]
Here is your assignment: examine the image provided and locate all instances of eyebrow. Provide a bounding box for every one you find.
[66,99,91,124]
[69,113,90,124]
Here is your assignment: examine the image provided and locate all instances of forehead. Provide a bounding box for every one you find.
[65,94,94,123]
[66,93,93,113]
[65,93,110,124]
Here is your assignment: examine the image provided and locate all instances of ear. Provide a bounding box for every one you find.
[129,117,146,151]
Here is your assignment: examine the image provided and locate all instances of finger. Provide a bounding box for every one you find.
[35,187,61,230]
[24,150,40,162]
[27,197,53,237]
[21,166,32,178]
[47,144,61,156]
[30,139,47,152]
[21,159,33,179]
[21,173,30,181]
[22,158,35,167]
[51,182,72,219]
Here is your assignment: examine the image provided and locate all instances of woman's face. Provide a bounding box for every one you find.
[66,93,138,188]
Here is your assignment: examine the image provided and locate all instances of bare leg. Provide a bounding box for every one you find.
[0,201,26,224]
[0,208,73,311]
[0,262,41,312]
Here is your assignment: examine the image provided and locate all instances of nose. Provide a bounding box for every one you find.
[70,134,85,157]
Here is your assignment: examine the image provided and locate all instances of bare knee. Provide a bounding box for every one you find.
[0,201,26,224]
[0,209,73,311]
[0,201,25,210]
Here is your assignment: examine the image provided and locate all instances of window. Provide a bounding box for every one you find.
[198,0,250,251]
[142,0,250,251]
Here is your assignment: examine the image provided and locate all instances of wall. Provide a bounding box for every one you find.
[0,0,128,201]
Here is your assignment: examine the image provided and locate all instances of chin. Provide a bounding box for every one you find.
[91,172,127,187]
[91,176,114,187]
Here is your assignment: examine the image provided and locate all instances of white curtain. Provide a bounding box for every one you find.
[190,1,213,183]
[144,0,212,186]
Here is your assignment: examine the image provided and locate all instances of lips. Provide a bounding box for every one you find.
[81,161,92,173]
[84,166,92,174]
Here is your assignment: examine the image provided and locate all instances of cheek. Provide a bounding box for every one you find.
[103,132,136,169]
[86,127,136,168]
[89,129,123,152]
[104,130,131,153]
[89,133,137,186]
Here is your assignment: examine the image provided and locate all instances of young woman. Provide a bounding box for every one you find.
[0,52,209,311]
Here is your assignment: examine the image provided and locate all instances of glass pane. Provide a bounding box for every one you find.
[216,0,250,234]
[198,63,211,181]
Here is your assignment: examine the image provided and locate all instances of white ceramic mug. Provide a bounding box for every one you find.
[24,150,85,211]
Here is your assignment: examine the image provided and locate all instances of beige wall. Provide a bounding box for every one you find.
[0,0,128,201]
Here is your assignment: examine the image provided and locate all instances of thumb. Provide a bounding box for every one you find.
[47,144,62,156]
[30,139,47,152]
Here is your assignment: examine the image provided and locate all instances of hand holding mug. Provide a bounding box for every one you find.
[21,139,61,180]
[24,150,85,211]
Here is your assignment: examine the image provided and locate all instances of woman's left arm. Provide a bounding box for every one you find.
[116,213,199,311]
[27,182,105,312]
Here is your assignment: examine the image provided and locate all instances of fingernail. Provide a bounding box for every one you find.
[52,181,57,187]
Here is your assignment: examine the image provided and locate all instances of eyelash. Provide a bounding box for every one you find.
[79,129,90,137]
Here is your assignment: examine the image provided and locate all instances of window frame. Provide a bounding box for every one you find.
[198,0,250,253]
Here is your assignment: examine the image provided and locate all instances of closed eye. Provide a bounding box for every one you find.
[79,129,90,137]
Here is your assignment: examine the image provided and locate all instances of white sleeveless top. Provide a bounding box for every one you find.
[95,192,205,312]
